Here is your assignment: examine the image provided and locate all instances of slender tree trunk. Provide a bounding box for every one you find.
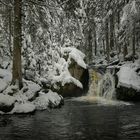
[94,29,97,56]
[8,7,12,55]
[132,23,135,62]
[102,39,106,55]
[109,15,114,50]
[105,20,110,62]
[117,11,120,28]
[12,0,23,89]
[123,42,128,59]
[87,29,92,62]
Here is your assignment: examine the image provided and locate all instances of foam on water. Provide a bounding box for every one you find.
[71,96,132,106]
[71,96,133,106]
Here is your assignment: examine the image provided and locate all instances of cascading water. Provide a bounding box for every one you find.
[72,69,131,106]
[97,73,115,99]
[88,72,116,100]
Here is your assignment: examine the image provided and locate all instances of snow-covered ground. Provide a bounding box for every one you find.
[0,68,63,115]
[0,69,12,92]
[117,60,140,91]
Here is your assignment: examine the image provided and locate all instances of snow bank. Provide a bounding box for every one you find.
[0,94,15,114]
[2,80,41,102]
[23,80,41,100]
[34,90,63,110]
[61,47,87,69]
[0,69,12,92]
[0,88,63,114]
[0,69,12,82]
[11,102,35,114]
[117,60,140,91]
[0,68,63,115]
[0,94,15,106]
[0,79,7,92]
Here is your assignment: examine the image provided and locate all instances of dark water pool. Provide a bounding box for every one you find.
[0,98,140,140]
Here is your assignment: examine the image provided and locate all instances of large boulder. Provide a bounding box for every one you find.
[116,62,140,101]
[0,94,15,113]
[116,86,140,101]
[58,62,89,97]
[11,102,36,114]
[33,90,64,110]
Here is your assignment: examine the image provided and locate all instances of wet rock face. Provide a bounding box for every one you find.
[116,86,140,101]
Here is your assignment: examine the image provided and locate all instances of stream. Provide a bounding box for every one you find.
[0,97,140,140]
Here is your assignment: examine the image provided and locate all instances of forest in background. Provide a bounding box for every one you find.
[0,0,140,84]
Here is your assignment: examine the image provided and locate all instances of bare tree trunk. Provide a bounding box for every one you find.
[87,29,93,62]
[94,28,97,56]
[8,7,12,56]
[102,39,106,55]
[123,42,128,59]
[132,23,135,62]
[105,20,110,62]
[12,0,23,89]
[109,15,114,50]
[117,11,120,28]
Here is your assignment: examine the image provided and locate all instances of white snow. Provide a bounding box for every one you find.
[0,69,12,92]
[121,0,138,26]
[50,60,83,88]
[0,94,15,106]
[37,27,43,36]
[131,0,138,15]
[23,80,41,100]
[0,79,7,92]
[117,60,140,91]
[11,102,35,114]
[4,84,18,95]
[34,90,62,110]
[62,47,87,69]
[121,3,129,25]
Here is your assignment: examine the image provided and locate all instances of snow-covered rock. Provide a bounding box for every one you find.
[117,60,140,91]
[0,94,15,113]
[0,68,64,114]
[33,90,63,110]
[23,80,41,101]
[11,102,35,114]
[116,60,140,101]
[61,47,87,69]
[46,47,86,88]
[45,47,89,97]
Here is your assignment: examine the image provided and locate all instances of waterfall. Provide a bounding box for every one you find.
[72,70,131,106]
[88,72,116,100]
